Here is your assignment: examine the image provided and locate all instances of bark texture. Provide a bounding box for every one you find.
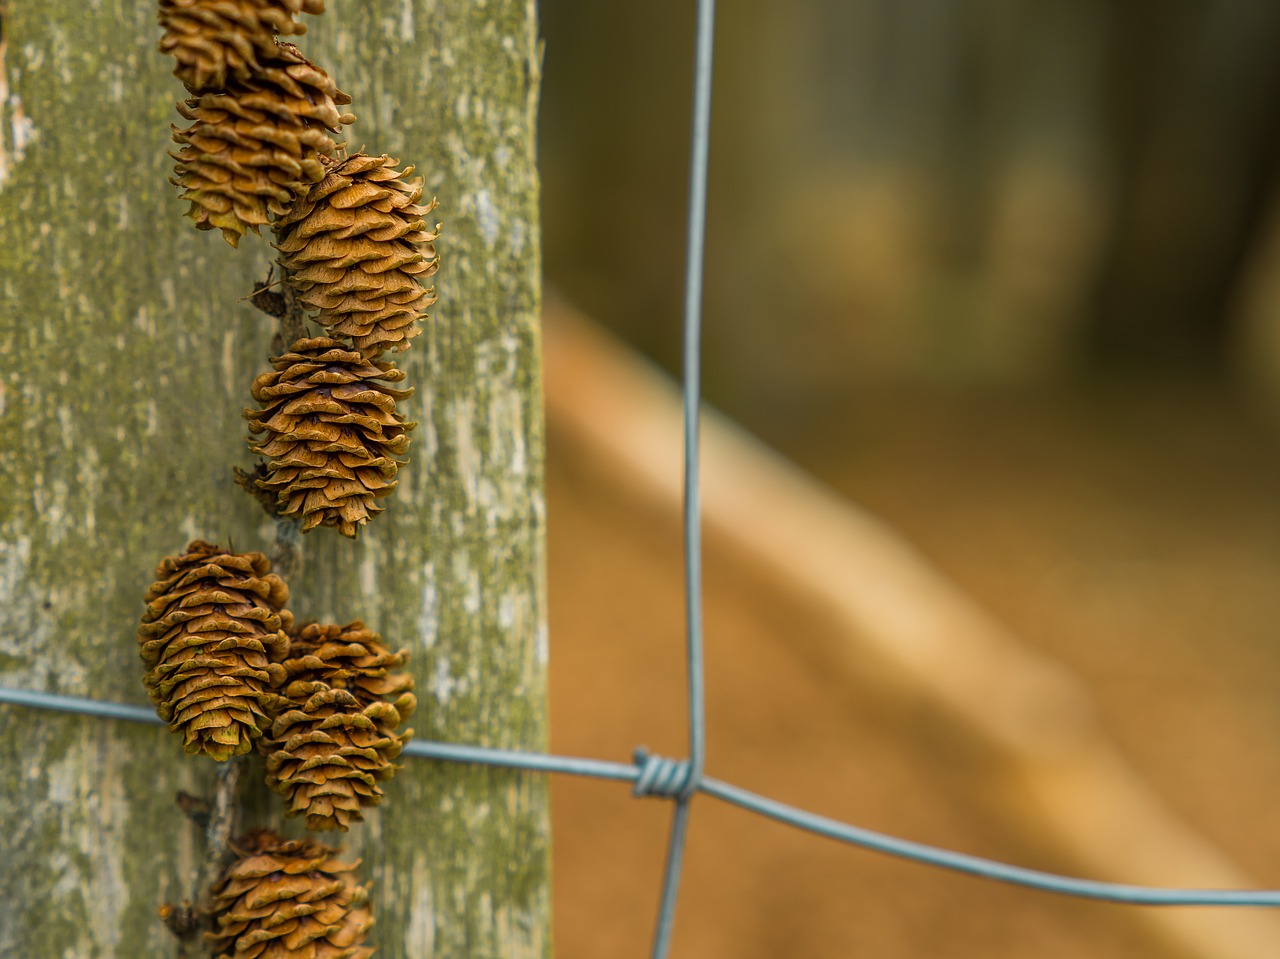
[0,2,548,957]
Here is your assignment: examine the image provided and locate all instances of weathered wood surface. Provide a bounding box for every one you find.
[0,2,548,957]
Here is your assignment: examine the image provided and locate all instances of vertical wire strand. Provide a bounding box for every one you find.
[683,0,715,797]
[650,801,695,959]
[649,2,717,958]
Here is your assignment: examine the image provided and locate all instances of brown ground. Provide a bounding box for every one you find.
[546,381,1280,959]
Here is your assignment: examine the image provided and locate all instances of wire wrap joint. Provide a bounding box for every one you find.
[632,748,696,799]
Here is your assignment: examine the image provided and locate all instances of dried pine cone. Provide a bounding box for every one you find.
[245,337,415,538]
[264,622,415,831]
[137,540,291,761]
[158,0,325,94]
[207,829,374,959]
[170,42,354,247]
[276,153,440,355]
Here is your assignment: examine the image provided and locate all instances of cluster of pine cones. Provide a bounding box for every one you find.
[153,4,443,952]
[161,0,440,538]
[139,540,416,951]
[162,0,352,247]
[139,541,416,828]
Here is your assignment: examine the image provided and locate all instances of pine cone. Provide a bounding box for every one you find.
[158,0,325,94]
[137,540,292,761]
[169,42,354,247]
[207,828,374,959]
[275,153,440,355]
[263,622,415,831]
[244,337,415,538]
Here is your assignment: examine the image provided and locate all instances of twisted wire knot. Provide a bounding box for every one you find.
[632,747,695,799]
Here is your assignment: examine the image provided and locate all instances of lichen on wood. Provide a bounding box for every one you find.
[0,2,547,956]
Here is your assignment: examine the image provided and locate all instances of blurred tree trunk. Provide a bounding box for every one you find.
[0,3,547,958]
[542,0,1280,398]
[1230,188,1280,406]
[1088,0,1280,370]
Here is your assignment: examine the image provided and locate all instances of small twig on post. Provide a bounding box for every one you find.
[277,267,310,348]
[267,278,309,572]
[174,790,211,829]
[233,465,304,575]
[161,757,244,947]
[158,900,200,940]
[248,264,310,350]
[247,273,287,321]
[197,757,243,902]
[241,267,308,572]
[270,515,303,578]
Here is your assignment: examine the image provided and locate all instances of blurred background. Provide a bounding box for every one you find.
[534,2,1280,957]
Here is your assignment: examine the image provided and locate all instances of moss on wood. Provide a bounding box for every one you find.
[0,2,547,956]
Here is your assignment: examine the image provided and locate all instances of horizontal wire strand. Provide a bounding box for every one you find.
[4,684,1280,908]
[697,778,1280,907]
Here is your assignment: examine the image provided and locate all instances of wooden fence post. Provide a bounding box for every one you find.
[0,2,548,956]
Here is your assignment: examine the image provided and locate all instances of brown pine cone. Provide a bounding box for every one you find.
[207,828,374,959]
[158,0,325,94]
[169,42,354,247]
[282,621,416,707]
[244,337,415,538]
[275,153,440,355]
[137,540,292,761]
[263,622,415,831]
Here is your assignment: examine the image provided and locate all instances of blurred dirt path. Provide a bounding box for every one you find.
[544,301,1280,959]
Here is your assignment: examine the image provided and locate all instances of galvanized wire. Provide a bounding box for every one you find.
[5,684,1280,910]
[649,0,719,956]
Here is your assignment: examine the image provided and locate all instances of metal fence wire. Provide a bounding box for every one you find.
[5,1,1280,956]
